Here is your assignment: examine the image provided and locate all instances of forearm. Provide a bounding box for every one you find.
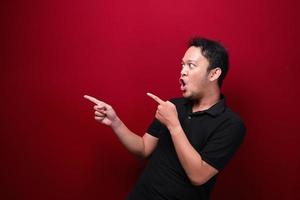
[111,117,145,159]
[168,125,208,185]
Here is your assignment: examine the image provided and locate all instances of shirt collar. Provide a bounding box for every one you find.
[185,94,226,117]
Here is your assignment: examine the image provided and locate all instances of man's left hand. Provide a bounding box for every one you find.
[147,92,180,130]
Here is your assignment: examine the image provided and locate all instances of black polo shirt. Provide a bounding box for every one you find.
[127,95,246,200]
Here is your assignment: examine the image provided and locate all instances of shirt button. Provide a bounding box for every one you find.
[188,116,191,119]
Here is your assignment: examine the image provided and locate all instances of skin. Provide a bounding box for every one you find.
[180,46,222,112]
[84,46,223,185]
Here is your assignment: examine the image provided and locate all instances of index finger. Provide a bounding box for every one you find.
[147,92,165,104]
[84,95,103,105]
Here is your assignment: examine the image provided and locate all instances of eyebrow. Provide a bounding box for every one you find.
[181,59,197,63]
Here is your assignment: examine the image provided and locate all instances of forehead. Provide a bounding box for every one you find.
[182,46,205,62]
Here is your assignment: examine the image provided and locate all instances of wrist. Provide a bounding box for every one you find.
[167,120,182,135]
[111,117,122,130]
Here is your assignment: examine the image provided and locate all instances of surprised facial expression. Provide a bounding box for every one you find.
[179,46,211,99]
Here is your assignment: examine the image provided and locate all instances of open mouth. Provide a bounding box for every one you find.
[179,78,186,91]
[179,78,186,86]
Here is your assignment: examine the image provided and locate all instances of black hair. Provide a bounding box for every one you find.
[188,37,229,87]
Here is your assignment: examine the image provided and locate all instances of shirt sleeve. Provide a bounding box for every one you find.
[146,118,165,138]
[199,120,246,171]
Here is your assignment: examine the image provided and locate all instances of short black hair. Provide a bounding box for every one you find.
[188,37,229,87]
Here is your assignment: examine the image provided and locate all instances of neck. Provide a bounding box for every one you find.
[192,86,221,112]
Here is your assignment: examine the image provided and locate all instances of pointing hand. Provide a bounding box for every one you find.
[147,93,180,129]
[84,95,118,126]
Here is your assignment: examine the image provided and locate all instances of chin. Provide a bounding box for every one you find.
[182,92,191,99]
[182,91,200,100]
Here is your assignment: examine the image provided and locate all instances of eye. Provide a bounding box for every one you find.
[188,63,196,69]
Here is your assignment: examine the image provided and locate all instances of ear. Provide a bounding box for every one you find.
[209,67,222,82]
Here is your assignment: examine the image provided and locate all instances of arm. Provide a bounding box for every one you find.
[168,124,218,185]
[147,93,218,185]
[84,95,158,159]
[111,118,158,159]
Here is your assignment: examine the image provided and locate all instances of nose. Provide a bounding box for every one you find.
[181,66,188,77]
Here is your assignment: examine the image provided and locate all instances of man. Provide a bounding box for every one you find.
[84,37,246,200]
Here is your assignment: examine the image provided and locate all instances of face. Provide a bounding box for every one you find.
[179,46,211,99]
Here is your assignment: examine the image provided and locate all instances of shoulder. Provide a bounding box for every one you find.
[224,108,245,125]
[219,107,247,137]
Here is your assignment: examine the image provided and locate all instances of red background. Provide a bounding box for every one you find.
[1,0,300,199]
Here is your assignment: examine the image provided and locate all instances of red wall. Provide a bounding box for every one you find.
[1,0,300,199]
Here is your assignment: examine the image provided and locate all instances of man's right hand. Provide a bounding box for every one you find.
[84,94,158,159]
[84,95,118,127]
